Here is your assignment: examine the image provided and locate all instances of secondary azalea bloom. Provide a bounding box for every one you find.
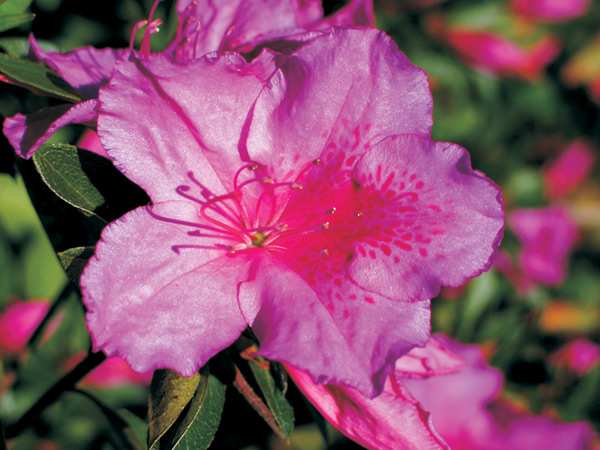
[402,336,595,450]
[442,29,560,80]
[83,28,503,396]
[509,206,578,286]
[543,140,596,201]
[551,339,600,376]
[0,299,58,354]
[3,0,373,160]
[510,0,591,22]
[286,336,464,449]
[170,0,373,59]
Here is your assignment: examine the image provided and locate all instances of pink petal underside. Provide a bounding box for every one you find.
[246,27,433,183]
[98,51,277,203]
[286,365,449,450]
[4,100,97,159]
[29,35,126,99]
[81,202,250,377]
[395,335,465,379]
[239,253,431,396]
[402,335,503,447]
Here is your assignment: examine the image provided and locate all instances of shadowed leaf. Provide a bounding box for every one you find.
[58,246,95,286]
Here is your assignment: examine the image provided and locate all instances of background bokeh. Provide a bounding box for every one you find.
[1,0,599,448]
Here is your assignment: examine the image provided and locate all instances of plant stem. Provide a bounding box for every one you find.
[4,351,106,439]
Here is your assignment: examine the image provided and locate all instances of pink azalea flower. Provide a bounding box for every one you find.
[286,336,465,449]
[403,336,595,450]
[509,206,578,286]
[3,0,373,160]
[543,140,596,201]
[510,0,591,22]
[443,29,560,81]
[170,0,373,59]
[65,353,153,388]
[82,28,503,395]
[76,129,109,158]
[0,299,58,354]
[551,338,600,376]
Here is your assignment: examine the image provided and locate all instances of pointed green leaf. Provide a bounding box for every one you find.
[0,37,59,58]
[0,53,83,102]
[32,143,149,223]
[167,373,226,450]
[0,13,34,33]
[248,358,294,440]
[148,369,200,449]
[0,0,33,15]
[58,246,95,286]
[119,409,149,447]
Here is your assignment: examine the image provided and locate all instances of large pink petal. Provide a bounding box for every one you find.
[4,100,97,159]
[287,365,448,450]
[395,335,465,379]
[29,35,126,98]
[81,202,251,377]
[239,253,430,396]
[247,28,433,182]
[347,134,504,301]
[98,51,277,202]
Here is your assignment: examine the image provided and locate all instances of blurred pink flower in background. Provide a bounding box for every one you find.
[402,336,595,450]
[65,353,153,388]
[444,29,560,81]
[551,339,600,376]
[543,140,596,201]
[0,299,57,354]
[76,129,109,158]
[510,0,591,22]
[509,206,578,287]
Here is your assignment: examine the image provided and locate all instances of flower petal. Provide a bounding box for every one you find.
[98,51,277,202]
[29,35,126,99]
[81,202,250,377]
[287,365,449,450]
[395,336,465,379]
[247,28,433,181]
[4,100,97,159]
[239,253,430,396]
[347,134,504,301]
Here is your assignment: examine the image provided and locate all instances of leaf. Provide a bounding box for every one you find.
[248,358,294,440]
[0,13,34,33]
[166,372,226,450]
[58,246,95,286]
[148,369,200,449]
[0,0,33,15]
[32,143,149,223]
[0,53,83,102]
[74,389,145,450]
[0,37,59,58]
[119,409,149,447]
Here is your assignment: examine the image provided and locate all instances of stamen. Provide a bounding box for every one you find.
[140,0,163,58]
[326,207,337,214]
[313,159,321,165]
[320,222,330,229]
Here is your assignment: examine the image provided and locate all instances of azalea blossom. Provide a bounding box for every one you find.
[402,336,595,450]
[65,353,153,388]
[3,0,373,160]
[82,27,503,396]
[510,0,591,22]
[542,140,596,201]
[551,339,600,376]
[0,299,58,354]
[509,206,578,287]
[286,336,464,449]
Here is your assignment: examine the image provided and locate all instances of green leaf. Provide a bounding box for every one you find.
[166,372,226,450]
[119,408,149,447]
[0,13,34,33]
[32,143,149,223]
[248,358,294,440]
[0,37,59,58]
[0,53,82,102]
[148,369,200,449]
[0,0,34,15]
[58,246,95,286]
